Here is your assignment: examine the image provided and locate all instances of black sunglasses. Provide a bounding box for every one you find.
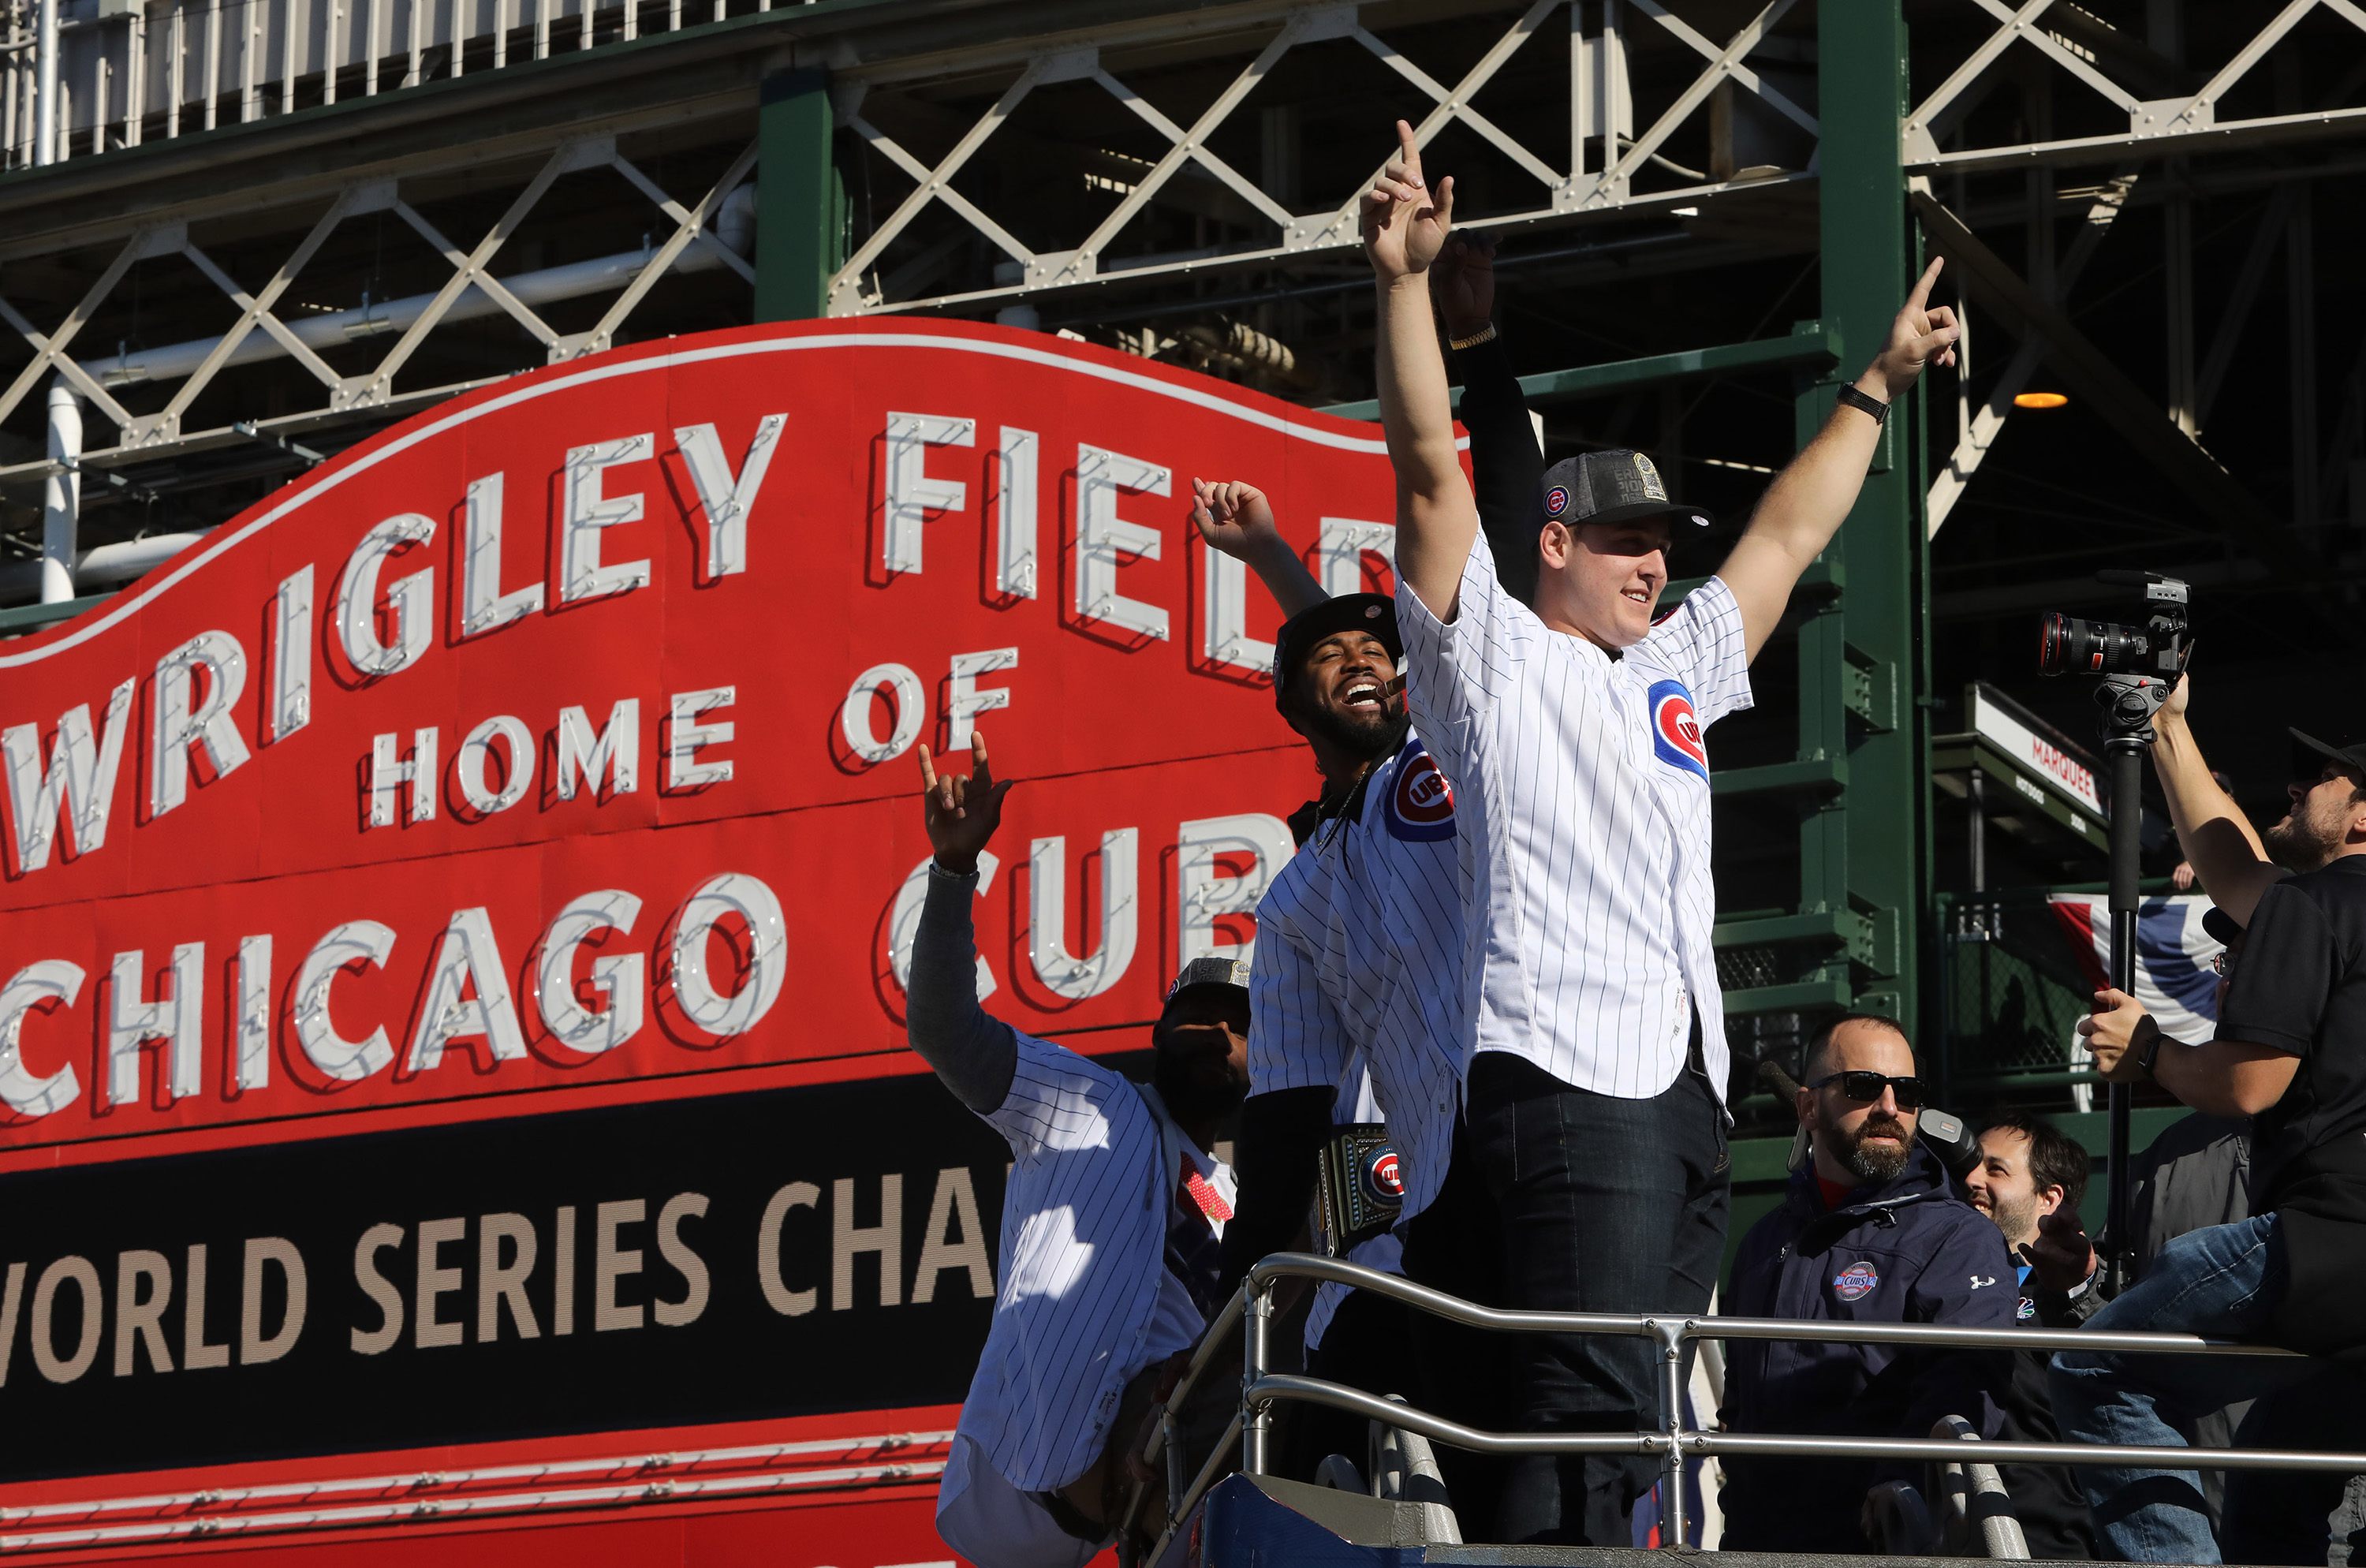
[1809,1070,1924,1111]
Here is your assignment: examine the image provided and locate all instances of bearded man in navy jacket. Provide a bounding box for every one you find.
[1719,1013,2021,1551]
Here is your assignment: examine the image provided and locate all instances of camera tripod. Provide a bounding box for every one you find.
[2095,669,2174,1297]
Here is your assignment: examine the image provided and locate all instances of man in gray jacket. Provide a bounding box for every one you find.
[907,731,1250,1568]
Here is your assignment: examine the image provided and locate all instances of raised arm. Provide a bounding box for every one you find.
[2151,675,2281,923]
[1719,256,1961,660]
[906,733,1021,1114]
[1437,233,1546,608]
[1191,478,1326,616]
[1365,121,1480,620]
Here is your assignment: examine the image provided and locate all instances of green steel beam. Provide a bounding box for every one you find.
[1316,321,1840,420]
[0,593,111,636]
[1711,757,1845,800]
[1720,976,1856,1016]
[756,68,841,322]
[1814,0,1928,1031]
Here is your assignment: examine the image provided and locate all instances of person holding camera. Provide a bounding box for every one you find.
[1360,118,1960,1545]
[906,733,1250,1568]
[2061,729,2366,1562]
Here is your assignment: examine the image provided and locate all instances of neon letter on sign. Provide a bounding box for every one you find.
[107,943,204,1106]
[1028,829,1139,1000]
[294,921,396,1081]
[1076,445,1169,640]
[674,416,785,581]
[336,513,435,678]
[840,665,922,765]
[2,677,133,872]
[0,960,83,1116]
[561,435,655,604]
[459,473,544,637]
[539,890,644,1054]
[1176,814,1294,968]
[456,716,534,816]
[883,413,973,574]
[150,631,252,817]
[670,873,786,1036]
[408,908,528,1072]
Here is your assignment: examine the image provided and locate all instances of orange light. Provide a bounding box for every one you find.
[2013,391,2069,409]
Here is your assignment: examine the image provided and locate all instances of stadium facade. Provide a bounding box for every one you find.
[0,0,2357,1559]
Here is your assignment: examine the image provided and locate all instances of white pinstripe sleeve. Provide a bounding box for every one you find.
[1249,908,1352,1095]
[1641,574,1754,726]
[986,1032,1131,1163]
[1395,534,1532,778]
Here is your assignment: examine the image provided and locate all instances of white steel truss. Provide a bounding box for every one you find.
[827,0,2366,323]
[1911,0,2366,539]
[0,132,755,483]
[1906,0,2366,176]
[827,0,1822,316]
[6,0,2366,513]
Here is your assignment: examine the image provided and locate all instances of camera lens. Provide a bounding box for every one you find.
[2037,612,2150,676]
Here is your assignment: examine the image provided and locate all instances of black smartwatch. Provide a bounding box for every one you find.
[1835,384,1890,425]
[2134,1023,2166,1081]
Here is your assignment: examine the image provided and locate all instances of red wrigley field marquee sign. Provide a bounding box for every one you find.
[0,319,1409,1553]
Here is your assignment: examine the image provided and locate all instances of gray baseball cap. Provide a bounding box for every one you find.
[1541,450,1713,532]
[1164,957,1251,1007]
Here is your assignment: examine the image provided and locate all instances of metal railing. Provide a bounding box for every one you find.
[1136,1253,2366,1562]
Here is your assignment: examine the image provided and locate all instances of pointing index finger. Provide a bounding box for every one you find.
[918,744,939,793]
[1905,254,1945,313]
[1396,119,1421,181]
[970,730,994,790]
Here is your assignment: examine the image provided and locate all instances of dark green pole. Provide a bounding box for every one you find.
[1816,0,1927,1029]
[756,67,839,321]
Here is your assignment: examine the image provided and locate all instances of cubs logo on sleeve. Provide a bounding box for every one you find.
[1648,678,1710,781]
[1384,736,1457,842]
[1833,1262,1879,1301]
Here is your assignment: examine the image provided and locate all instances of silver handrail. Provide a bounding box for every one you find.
[1135,1253,2359,1558]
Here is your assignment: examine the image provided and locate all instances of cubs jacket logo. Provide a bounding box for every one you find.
[1648,678,1710,780]
[1833,1262,1879,1301]
[1384,736,1457,842]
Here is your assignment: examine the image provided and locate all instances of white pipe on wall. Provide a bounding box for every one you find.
[40,378,80,603]
[32,0,57,165]
[2,529,211,605]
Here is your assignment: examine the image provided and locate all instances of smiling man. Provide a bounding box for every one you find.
[1962,1111,2103,1560]
[1719,1014,2020,1552]
[1359,119,1961,1544]
[1190,480,1492,1507]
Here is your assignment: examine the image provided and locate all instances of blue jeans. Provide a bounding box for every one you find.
[2050,1214,2316,1563]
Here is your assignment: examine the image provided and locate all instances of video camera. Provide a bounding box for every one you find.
[2036,569,2191,742]
[2034,570,2192,1294]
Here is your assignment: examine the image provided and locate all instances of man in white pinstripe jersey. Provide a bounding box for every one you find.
[1363,120,1962,1546]
[904,733,1250,1568]
[1186,479,1485,1496]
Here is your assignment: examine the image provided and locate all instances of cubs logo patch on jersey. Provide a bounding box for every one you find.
[1648,678,1709,781]
[1834,1262,1879,1301]
[1384,737,1457,842]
